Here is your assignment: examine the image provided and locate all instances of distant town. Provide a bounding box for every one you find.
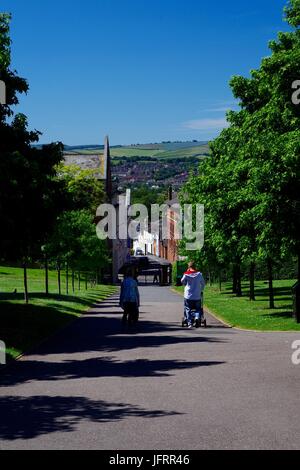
[63,140,210,191]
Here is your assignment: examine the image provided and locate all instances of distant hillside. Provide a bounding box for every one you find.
[63,141,210,159]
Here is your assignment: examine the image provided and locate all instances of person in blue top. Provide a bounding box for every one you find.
[120,268,140,325]
[181,261,205,328]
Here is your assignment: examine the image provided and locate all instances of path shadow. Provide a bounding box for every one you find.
[0,291,113,305]
[0,395,180,441]
[0,352,225,387]
[0,301,79,363]
[136,282,168,287]
[0,292,119,361]
[1,312,227,356]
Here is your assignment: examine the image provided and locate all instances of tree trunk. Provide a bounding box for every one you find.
[236,264,242,297]
[57,261,61,296]
[66,261,69,295]
[249,262,255,301]
[78,271,81,291]
[267,258,275,309]
[208,268,212,287]
[232,266,238,294]
[219,270,222,292]
[23,262,29,304]
[298,252,300,284]
[85,273,88,290]
[72,270,75,293]
[45,256,49,296]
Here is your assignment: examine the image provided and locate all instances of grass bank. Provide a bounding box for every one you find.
[174,279,299,331]
[0,266,117,361]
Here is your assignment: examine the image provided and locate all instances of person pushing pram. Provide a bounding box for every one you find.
[181,261,206,328]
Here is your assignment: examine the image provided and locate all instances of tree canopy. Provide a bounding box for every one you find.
[0,13,66,261]
[181,0,300,303]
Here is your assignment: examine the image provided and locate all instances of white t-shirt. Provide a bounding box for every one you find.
[181,270,205,300]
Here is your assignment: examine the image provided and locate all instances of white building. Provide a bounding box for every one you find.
[133,220,160,257]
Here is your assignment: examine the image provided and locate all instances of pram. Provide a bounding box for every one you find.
[181,293,207,328]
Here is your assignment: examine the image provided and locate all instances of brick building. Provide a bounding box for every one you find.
[159,190,180,264]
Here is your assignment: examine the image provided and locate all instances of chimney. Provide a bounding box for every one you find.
[168,186,173,201]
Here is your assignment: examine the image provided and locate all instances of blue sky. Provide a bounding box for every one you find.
[1,0,290,145]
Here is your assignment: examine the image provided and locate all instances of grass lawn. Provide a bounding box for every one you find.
[174,279,300,331]
[0,266,117,361]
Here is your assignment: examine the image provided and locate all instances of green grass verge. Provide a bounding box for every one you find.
[0,266,117,361]
[174,279,300,331]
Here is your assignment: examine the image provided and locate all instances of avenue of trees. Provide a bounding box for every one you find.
[181,0,300,307]
[0,13,108,302]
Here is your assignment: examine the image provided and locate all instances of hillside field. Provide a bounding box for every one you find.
[65,141,210,160]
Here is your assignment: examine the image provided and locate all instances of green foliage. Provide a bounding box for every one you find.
[45,210,109,271]
[131,185,168,212]
[1,15,108,269]
[0,14,67,261]
[0,13,28,119]
[181,0,300,300]
[285,0,300,27]
[58,164,106,214]
[172,261,187,286]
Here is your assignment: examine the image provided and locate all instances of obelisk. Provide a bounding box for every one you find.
[104,135,112,200]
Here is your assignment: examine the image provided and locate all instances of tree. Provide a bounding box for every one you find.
[131,185,168,212]
[45,210,109,289]
[228,0,300,295]
[58,164,106,214]
[181,0,300,308]
[0,14,67,300]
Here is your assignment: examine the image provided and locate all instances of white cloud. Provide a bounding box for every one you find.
[183,118,229,131]
[205,107,232,112]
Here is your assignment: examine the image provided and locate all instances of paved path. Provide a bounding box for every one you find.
[0,286,299,450]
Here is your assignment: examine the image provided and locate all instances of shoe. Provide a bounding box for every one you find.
[194,318,200,328]
[188,324,193,329]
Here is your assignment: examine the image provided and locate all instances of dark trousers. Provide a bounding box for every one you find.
[122,302,139,325]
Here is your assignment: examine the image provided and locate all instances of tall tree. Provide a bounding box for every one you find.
[45,210,110,278]
[58,164,106,214]
[0,13,66,265]
[181,0,300,308]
